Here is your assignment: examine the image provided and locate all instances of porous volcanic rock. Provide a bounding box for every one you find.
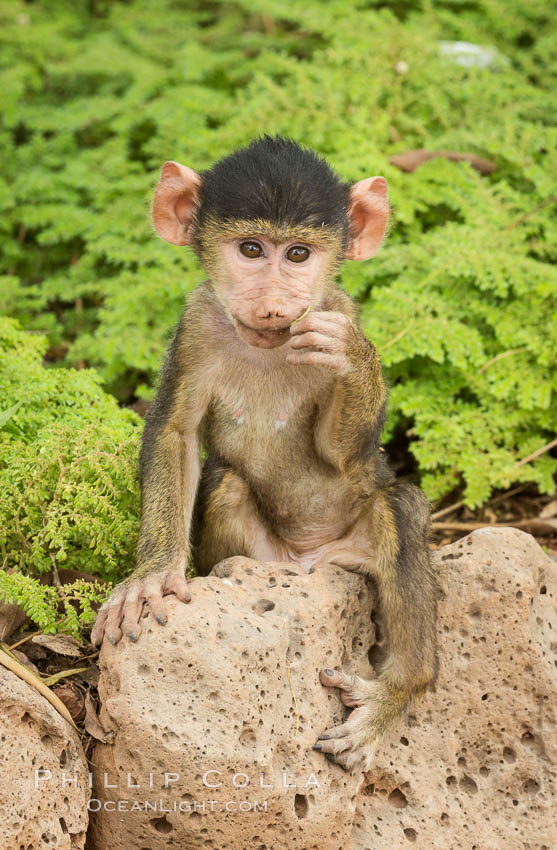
[89,557,375,849]
[89,528,557,850]
[0,665,89,850]
[353,527,557,850]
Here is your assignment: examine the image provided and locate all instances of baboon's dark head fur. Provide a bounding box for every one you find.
[193,135,351,251]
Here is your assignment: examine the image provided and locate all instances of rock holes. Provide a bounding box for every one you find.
[521,731,535,747]
[150,815,173,833]
[239,727,256,746]
[294,794,308,818]
[403,827,417,842]
[253,599,275,616]
[523,778,540,795]
[388,788,408,808]
[503,746,516,763]
[459,775,478,795]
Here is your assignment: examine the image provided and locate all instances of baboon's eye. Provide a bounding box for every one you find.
[240,241,263,258]
[286,245,310,263]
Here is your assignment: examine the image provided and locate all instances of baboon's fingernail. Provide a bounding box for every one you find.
[312,745,322,752]
[318,734,331,740]
[324,669,334,677]
[107,635,116,646]
[156,615,167,625]
[128,633,138,642]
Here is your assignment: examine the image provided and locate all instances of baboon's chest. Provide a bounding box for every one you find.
[207,373,320,469]
[203,358,355,535]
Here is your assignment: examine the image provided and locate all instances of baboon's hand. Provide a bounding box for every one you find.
[91,569,191,647]
[313,669,407,773]
[287,311,361,375]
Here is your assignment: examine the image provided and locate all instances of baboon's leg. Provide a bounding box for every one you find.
[191,456,285,576]
[315,480,438,771]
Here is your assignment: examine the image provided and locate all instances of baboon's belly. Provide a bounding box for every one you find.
[206,407,358,544]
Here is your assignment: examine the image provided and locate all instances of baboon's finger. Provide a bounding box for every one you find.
[147,592,168,625]
[164,573,191,603]
[121,596,144,642]
[104,599,125,645]
[316,718,355,741]
[313,736,350,756]
[90,607,109,646]
[319,668,356,691]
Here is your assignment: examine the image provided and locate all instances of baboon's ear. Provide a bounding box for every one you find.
[152,161,202,245]
[346,177,389,261]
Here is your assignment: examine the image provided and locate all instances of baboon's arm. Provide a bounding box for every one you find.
[313,320,387,486]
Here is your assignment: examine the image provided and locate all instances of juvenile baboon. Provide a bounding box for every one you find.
[92,136,437,771]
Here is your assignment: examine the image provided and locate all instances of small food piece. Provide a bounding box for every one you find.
[290,305,312,326]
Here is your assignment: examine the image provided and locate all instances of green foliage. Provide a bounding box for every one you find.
[0,0,556,509]
[0,317,141,632]
[0,570,109,637]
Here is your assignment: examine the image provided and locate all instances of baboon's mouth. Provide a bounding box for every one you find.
[234,320,290,349]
